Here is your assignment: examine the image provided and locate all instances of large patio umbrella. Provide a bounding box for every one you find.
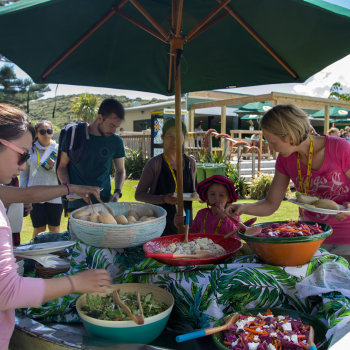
[241,114,260,120]
[311,106,350,119]
[1,0,350,232]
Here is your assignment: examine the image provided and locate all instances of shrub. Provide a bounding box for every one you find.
[124,147,147,180]
[250,173,291,200]
[225,163,249,199]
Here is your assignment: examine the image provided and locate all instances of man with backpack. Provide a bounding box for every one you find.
[57,98,126,212]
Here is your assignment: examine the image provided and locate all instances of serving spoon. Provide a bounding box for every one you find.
[95,196,114,217]
[229,217,261,236]
[307,326,317,350]
[183,209,190,243]
[113,290,143,325]
[136,289,145,325]
[146,250,215,259]
[176,313,240,342]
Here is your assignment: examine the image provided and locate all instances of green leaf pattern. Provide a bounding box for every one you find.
[19,239,350,337]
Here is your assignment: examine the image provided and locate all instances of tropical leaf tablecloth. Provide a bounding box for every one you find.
[20,238,350,340]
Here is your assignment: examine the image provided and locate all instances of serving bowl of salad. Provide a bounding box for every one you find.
[76,283,174,344]
[212,308,328,350]
[238,221,332,266]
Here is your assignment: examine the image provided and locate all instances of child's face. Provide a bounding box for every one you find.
[207,183,229,207]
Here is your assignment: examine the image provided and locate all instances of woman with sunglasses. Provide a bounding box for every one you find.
[20,120,63,237]
[0,104,112,350]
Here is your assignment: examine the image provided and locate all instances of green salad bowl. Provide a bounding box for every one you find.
[213,308,329,350]
[76,283,174,344]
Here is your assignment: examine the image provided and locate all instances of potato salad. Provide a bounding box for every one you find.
[157,238,226,257]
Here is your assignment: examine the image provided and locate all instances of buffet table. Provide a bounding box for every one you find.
[19,235,350,341]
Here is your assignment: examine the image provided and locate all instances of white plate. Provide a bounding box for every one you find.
[13,241,76,256]
[288,198,350,215]
[173,193,200,201]
[66,187,104,200]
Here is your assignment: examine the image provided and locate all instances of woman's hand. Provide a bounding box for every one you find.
[333,202,350,221]
[70,269,112,294]
[163,193,177,205]
[174,212,184,226]
[225,203,248,218]
[69,185,101,204]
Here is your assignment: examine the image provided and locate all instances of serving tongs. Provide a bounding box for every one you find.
[176,313,240,342]
[308,326,317,350]
[95,196,114,217]
[113,290,144,325]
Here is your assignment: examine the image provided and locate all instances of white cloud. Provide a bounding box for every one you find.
[292,54,350,98]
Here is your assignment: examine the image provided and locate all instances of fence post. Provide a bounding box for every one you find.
[252,150,256,178]
[237,145,241,178]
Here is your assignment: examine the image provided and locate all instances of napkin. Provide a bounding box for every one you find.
[16,254,71,268]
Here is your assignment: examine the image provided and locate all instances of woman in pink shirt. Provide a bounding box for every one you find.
[225,104,350,262]
[0,104,112,350]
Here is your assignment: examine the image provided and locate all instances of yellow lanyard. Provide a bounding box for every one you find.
[203,209,222,235]
[163,153,177,193]
[36,141,52,165]
[297,135,313,195]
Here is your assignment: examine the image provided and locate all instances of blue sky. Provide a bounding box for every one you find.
[2,0,350,101]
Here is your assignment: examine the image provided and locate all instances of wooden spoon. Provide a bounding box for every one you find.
[135,289,145,325]
[176,313,240,342]
[88,195,94,213]
[95,196,114,216]
[307,326,317,350]
[216,228,240,244]
[146,250,215,259]
[113,290,142,325]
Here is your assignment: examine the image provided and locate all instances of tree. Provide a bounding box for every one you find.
[19,79,51,113]
[0,0,20,6]
[70,93,101,123]
[329,82,350,101]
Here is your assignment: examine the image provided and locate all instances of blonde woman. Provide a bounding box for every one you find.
[225,104,350,262]
[328,127,340,137]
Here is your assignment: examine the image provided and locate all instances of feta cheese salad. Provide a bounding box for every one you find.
[157,238,226,257]
[223,310,316,350]
[81,292,169,321]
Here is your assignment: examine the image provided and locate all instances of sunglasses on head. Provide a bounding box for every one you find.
[0,138,30,166]
[39,129,53,135]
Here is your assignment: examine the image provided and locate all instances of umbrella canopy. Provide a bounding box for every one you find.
[241,114,260,120]
[235,102,274,114]
[0,1,350,95]
[311,106,350,118]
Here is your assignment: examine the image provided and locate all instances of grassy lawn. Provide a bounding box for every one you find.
[21,180,299,244]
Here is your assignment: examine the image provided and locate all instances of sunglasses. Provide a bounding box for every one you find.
[0,138,30,166]
[39,129,53,135]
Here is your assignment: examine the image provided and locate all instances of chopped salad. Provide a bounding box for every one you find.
[81,291,169,321]
[223,310,314,350]
[258,221,324,238]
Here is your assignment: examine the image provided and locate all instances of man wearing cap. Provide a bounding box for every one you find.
[57,98,126,211]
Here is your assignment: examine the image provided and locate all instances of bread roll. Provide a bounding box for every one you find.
[190,192,199,198]
[296,194,318,205]
[127,216,137,223]
[80,215,91,221]
[138,209,154,217]
[313,199,339,210]
[99,212,117,224]
[128,210,140,221]
[139,216,149,222]
[73,210,91,219]
[115,214,128,225]
[90,212,100,223]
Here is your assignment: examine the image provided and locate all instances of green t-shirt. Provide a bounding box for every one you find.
[60,133,126,209]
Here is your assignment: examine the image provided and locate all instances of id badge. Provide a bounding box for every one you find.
[32,166,39,178]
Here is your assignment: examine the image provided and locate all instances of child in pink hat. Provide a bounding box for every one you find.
[174,175,241,237]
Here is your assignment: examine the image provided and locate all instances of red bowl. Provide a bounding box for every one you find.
[143,234,242,266]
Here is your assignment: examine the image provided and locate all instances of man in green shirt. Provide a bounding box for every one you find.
[57,98,126,210]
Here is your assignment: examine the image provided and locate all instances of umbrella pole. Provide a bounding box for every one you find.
[174,50,184,235]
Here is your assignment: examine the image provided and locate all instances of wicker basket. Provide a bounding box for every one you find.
[69,202,167,249]
[35,261,70,279]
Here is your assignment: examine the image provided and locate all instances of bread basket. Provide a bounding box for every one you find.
[69,202,166,248]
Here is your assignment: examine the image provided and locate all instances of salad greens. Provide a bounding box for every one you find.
[81,291,169,321]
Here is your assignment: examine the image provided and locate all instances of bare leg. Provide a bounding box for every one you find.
[48,225,61,233]
[33,226,47,238]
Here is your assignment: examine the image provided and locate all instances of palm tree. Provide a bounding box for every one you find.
[70,93,101,123]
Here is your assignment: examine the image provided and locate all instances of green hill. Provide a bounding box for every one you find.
[28,94,170,131]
